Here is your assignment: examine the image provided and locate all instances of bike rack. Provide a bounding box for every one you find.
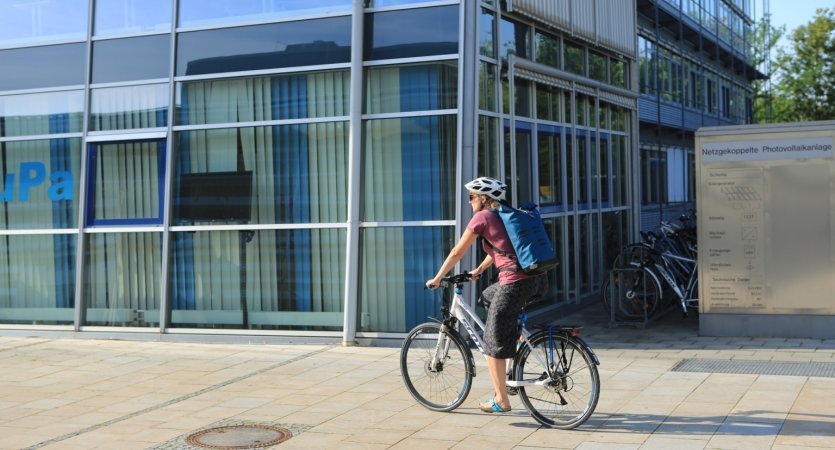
[606,248,667,329]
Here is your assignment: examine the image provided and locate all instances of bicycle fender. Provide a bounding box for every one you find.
[643,268,664,301]
[572,336,600,366]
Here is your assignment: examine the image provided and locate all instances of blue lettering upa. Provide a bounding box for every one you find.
[0,162,74,202]
[19,162,46,201]
[48,171,73,201]
[0,174,13,202]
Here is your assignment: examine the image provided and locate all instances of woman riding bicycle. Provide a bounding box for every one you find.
[426,177,548,413]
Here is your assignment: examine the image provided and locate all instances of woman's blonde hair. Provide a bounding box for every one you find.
[473,193,500,210]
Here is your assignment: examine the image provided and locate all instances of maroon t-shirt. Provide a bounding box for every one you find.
[467,209,531,285]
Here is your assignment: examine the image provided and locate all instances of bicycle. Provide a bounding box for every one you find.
[400,273,600,429]
[603,214,699,320]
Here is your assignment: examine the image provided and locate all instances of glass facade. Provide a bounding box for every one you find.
[479,1,633,309]
[637,1,759,228]
[0,0,647,338]
[0,0,88,47]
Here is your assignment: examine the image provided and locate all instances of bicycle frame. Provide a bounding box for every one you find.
[654,253,697,303]
[433,284,554,389]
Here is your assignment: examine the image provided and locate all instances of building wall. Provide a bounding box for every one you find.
[0,0,638,339]
[636,0,763,229]
[475,0,636,308]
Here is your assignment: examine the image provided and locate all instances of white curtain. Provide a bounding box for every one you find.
[90,84,168,131]
[174,72,348,326]
[0,138,80,314]
[359,64,459,332]
[85,233,161,324]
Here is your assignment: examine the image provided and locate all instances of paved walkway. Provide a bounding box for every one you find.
[1,309,834,450]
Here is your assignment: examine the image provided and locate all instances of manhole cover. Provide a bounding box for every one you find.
[186,425,293,449]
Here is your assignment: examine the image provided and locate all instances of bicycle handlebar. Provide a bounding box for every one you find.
[442,273,473,285]
[425,272,473,290]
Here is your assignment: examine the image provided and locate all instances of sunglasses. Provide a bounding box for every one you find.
[468,194,478,201]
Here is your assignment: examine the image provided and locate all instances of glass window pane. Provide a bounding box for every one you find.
[359,226,454,332]
[365,62,457,114]
[0,44,86,91]
[577,133,588,207]
[0,0,87,47]
[602,211,626,271]
[536,87,548,120]
[176,70,349,126]
[541,218,565,306]
[364,6,459,60]
[362,116,456,221]
[479,61,497,112]
[600,136,610,206]
[0,90,83,137]
[0,138,81,229]
[478,115,500,178]
[176,17,351,76]
[179,0,351,28]
[576,94,587,127]
[589,51,606,82]
[92,36,170,83]
[502,77,531,117]
[591,133,599,205]
[479,8,495,58]
[170,229,345,331]
[0,234,76,325]
[579,214,590,293]
[564,41,584,76]
[535,31,559,68]
[89,140,165,225]
[503,124,533,204]
[598,103,608,129]
[611,58,626,88]
[174,122,348,225]
[365,0,441,6]
[84,232,161,327]
[535,83,562,122]
[175,70,350,125]
[500,17,530,62]
[90,84,169,131]
[94,0,172,36]
[613,135,628,206]
[537,126,561,207]
[565,131,575,207]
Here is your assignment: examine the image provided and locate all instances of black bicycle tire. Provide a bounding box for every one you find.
[400,322,473,412]
[515,331,600,429]
[606,269,662,319]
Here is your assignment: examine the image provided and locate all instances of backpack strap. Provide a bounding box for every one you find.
[479,236,519,273]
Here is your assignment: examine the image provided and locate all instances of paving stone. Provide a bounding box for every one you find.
[3,309,835,450]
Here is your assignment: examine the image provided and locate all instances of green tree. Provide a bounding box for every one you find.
[750,13,784,123]
[772,8,835,122]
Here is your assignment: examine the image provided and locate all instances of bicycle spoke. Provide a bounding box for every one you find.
[400,323,472,412]
[516,333,600,429]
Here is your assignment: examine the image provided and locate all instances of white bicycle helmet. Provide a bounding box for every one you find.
[465,177,507,200]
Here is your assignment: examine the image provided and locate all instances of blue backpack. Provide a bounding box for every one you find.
[483,201,559,275]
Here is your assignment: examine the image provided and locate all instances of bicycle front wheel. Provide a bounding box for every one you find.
[400,322,473,412]
[515,332,600,429]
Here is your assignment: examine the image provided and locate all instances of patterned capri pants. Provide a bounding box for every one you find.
[478,275,549,359]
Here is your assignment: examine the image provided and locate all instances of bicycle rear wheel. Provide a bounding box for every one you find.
[400,322,473,412]
[515,331,600,429]
[613,268,662,319]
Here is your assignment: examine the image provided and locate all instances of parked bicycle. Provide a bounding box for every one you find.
[400,273,600,429]
[603,212,698,321]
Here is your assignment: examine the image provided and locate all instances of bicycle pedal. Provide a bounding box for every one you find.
[507,386,518,396]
